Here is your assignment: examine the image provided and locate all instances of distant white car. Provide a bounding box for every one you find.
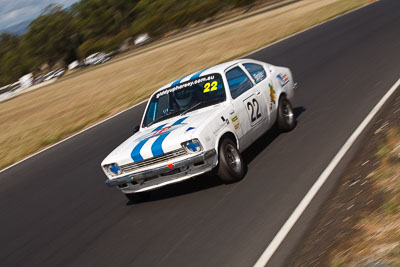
[84,52,110,66]
[134,33,151,46]
[44,70,56,81]
[54,68,65,78]
[68,60,79,70]
[101,59,297,201]
[19,73,33,89]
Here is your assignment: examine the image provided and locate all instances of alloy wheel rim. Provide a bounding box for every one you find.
[226,144,241,172]
[283,100,294,124]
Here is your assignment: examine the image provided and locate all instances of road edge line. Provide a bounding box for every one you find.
[0,0,377,174]
[254,77,400,266]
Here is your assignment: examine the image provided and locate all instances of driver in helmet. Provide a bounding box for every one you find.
[175,86,197,111]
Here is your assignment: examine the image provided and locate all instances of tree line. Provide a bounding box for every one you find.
[0,0,256,87]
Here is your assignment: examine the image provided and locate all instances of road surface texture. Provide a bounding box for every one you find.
[1,0,399,266]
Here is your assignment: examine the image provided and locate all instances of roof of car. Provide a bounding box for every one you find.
[156,59,253,92]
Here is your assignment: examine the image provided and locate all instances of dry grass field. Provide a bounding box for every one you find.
[0,0,370,169]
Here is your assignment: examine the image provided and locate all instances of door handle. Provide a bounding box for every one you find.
[256,91,261,95]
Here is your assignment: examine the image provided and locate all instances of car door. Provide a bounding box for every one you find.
[225,65,266,149]
[242,62,274,128]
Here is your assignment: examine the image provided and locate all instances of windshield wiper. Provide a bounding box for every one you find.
[146,110,181,127]
[181,98,223,115]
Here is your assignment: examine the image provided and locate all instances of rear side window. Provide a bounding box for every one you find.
[243,63,266,83]
[226,67,253,99]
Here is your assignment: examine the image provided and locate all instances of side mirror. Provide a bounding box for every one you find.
[133,125,140,134]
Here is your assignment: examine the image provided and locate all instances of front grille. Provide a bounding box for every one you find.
[120,148,187,174]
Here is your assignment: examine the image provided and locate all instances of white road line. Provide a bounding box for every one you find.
[0,0,377,173]
[0,99,148,174]
[254,77,400,267]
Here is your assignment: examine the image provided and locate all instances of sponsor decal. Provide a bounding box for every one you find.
[276,73,289,87]
[269,83,276,111]
[156,75,215,98]
[153,126,171,136]
[231,115,240,131]
[253,71,265,83]
[231,115,238,123]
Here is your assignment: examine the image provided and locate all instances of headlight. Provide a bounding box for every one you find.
[104,163,121,177]
[182,139,203,153]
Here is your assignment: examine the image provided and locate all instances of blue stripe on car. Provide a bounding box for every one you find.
[131,139,148,162]
[190,68,207,79]
[151,117,187,157]
[171,68,208,87]
[151,133,169,157]
[171,75,190,86]
[130,123,168,162]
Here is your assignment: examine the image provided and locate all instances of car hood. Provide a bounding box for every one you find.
[102,104,222,166]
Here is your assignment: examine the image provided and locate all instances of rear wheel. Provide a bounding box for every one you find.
[277,95,296,132]
[217,138,245,183]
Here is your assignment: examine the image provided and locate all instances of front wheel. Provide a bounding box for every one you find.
[276,95,296,132]
[217,138,245,184]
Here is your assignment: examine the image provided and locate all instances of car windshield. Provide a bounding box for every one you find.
[143,74,226,127]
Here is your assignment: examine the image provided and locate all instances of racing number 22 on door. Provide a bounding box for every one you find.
[246,97,261,126]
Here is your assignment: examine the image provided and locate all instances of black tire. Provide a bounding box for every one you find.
[276,95,296,132]
[125,191,152,203]
[217,138,245,183]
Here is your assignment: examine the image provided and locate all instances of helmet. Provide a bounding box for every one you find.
[175,88,193,109]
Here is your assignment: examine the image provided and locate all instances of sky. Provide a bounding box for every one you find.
[0,0,79,30]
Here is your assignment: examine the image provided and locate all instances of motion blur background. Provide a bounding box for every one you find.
[0,0,257,87]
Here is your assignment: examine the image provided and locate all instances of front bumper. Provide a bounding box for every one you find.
[105,149,217,193]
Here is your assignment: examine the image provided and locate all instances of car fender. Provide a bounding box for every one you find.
[273,67,295,100]
[268,67,295,124]
[214,129,240,155]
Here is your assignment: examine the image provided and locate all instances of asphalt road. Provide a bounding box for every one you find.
[1,0,400,266]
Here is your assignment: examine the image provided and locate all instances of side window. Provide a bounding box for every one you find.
[243,63,266,83]
[226,67,253,99]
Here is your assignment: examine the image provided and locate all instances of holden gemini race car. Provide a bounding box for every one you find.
[101,59,297,201]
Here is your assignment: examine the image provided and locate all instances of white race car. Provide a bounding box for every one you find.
[101,59,297,201]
